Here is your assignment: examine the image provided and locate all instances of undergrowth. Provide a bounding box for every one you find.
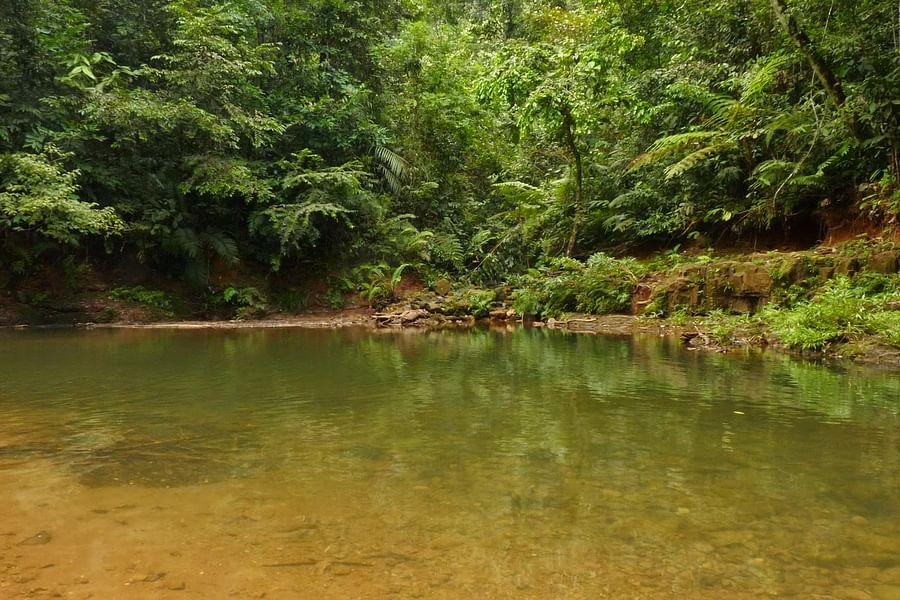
[761,276,900,351]
[109,286,176,318]
[510,253,647,318]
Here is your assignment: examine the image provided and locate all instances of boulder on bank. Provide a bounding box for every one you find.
[868,250,900,274]
[642,261,773,316]
[433,279,452,296]
[636,243,900,317]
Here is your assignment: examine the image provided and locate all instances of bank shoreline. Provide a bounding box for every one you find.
[4,309,900,371]
[4,240,899,368]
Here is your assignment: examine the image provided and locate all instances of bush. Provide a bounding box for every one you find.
[509,253,646,318]
[463,289,495,317]
[577,253,646,314]
[275,289,310,312]
[511,287,541,317]
[110,286,175,317]
[220,286,268,320]
[868,311,900,347]
[762,276,900,350]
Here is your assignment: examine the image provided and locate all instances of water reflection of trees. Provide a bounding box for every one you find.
[1,328,899,532]
[253,328,900,532]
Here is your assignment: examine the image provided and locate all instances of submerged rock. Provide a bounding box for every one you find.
[878,567,900,585]
[835,589,873,600]
[18,530,52,545]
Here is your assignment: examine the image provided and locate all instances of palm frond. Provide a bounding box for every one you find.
[374,145,413,196]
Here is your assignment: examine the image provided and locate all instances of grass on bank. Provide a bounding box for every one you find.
[501,248,900,353]
[760,275,900,351]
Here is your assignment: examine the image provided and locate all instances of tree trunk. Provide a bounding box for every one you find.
[502,0,517,39]
[769,0,863,142]
[561,107,584,257]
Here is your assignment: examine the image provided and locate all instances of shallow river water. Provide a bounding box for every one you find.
[1,327,899,599]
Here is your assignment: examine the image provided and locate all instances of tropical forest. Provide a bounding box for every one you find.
[2,2,900,598]
[1,0,899,355]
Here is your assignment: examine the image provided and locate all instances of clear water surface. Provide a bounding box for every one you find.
[1,327,899,599]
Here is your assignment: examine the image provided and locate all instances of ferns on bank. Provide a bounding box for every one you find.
[628,49,863,231]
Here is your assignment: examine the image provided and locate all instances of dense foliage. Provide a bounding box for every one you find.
[2,0,897,290]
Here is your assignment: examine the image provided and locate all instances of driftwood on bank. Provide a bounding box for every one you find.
[374,309,430,327]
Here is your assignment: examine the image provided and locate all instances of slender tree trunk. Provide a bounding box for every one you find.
[769,0,863,142]
[502,0,516,39]
[892,143,899,194]
[561,107,584,257]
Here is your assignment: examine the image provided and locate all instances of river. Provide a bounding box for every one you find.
[1,327,899,598]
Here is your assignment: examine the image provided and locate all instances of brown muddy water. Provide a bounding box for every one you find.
[1,327,899,599]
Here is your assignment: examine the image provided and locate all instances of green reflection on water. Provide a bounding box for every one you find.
[1,327,899,593]
[1,328,899,489]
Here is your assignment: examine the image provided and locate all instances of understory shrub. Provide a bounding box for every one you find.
[762,276,900,350]
[511,253,647,318]
[219,286,268,320]
[109,286,175,317]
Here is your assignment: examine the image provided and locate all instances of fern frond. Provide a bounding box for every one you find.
[648,130,720,152]
[469,229,496,253]
[741,52,791,103]
[262,201,351,251]
[764,110,811,144]
[663,141,733,180]
[391,263,412,288]
[282,160,368,190]
[715,166,744,184]
[199,231,239,265]
[492,181,544,205]
[431,232,464,269]
[817,142,851,173]
[629,131,720,171]
[750,159,795,188]
[704,95,743,129]
[172,227,200,259]
[603,213,636,233]
[790,174,826,188]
